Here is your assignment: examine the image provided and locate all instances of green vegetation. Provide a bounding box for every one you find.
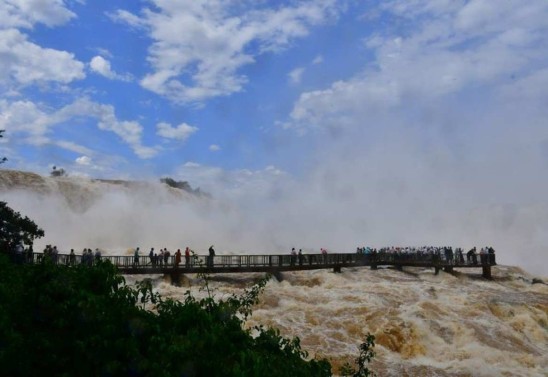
[340,334,376,377]
[0,256,328,376]
[0,256,375,376]
[0,202,44,252]
[50,166,67,177]
[160,177,210,197]
[0,130,45,252]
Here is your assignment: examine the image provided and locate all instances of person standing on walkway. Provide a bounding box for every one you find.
[185,247,190,267]
[149,248,154,266]
[175,249,181,267]
[164,248,170,265]
[69,249,76,266]
[208,245,215,267]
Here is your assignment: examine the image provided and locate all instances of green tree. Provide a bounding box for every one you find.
[0,202,44,251]
[0,257,336,377]
[339,334,376,377]
[160,177,210,197]
[50,165,67,177]
[0,130,44,252]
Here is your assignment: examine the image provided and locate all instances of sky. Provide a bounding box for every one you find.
[1,0,548,275]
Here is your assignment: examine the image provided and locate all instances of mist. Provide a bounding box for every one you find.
[3,94,548,280]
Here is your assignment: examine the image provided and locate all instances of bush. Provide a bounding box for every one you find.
[0,256,334,377]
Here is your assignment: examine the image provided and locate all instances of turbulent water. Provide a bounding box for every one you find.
[1,169,547,376]
[154,266,548,377]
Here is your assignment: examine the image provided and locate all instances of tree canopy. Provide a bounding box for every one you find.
[0,202,44,250]
[161,177,210,197]
[50,165,67,177]
[0,257,336,377]
[0,130,44,251]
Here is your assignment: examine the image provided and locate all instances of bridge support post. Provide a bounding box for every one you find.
[482,265,492,279]
[333,266,341,273]
[434,266,440,275]
[370,264,377,270]
[443,266,453,273]
[395,265,403,271]
[272,270,283,282]
[168,270,182,286]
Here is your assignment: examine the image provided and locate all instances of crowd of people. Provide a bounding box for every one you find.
[5,242,496,268]
[132,246,209,268]
[355,246,496,265]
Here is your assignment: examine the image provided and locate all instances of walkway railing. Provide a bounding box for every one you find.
[13,251,496,271]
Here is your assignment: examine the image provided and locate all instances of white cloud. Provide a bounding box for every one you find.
[209,144,220,152]
[89,55,131,81]
[288,67,305,84]
[312,55,323,64]
[75,155,91,166]
[0,0,76,29]
[0,97,159,159]
[56,140,93,155]
[108,9,145,29]
[114,0,342,103]
[156,122,198,141]
[0,28,85,86]
[288,0,548,132]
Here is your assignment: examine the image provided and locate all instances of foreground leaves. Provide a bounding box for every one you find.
[0,256,333,377]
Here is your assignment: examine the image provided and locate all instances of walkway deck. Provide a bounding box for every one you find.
[24,252,497,282]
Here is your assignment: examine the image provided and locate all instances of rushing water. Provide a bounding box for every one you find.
[147,265,547,377]
[2,170,547,376]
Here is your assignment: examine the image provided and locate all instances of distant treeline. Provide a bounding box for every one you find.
[160,177,211,198]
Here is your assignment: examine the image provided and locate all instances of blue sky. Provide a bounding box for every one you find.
[1,1,548,273]
[2,0,545,187]
[1,0,375,178]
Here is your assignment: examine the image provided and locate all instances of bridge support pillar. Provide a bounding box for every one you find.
[370,264,378,270]
[434,266,440,275]
[395,265,403,271]
[168,270,182,286]
[272,271,283,282]
[443,266,453,273]
[333,266,342,273]
[482,265,492,279]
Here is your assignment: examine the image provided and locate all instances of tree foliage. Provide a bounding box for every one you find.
[160,177,210,198]
[50,166,67,177]
[0,257,340,377]
[339,334,376,377]
[0,202,45,251]
[0,130,45,251]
